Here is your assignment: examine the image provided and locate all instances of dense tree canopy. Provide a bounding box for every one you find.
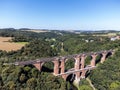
[0,29,120,90]
[89,47,120,90]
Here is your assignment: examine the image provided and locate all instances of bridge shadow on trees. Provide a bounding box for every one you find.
[42,62,54,72]
[85,70,91,78]
[66,74,76,83]
[29,62,54,73]
[106,52,112,58]
[66,74,78,90]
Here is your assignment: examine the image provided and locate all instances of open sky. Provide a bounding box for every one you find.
[0,0,120,30]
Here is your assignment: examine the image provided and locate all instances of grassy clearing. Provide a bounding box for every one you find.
[0,37,27,52]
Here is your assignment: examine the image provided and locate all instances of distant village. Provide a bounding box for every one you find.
[110,36,120,41]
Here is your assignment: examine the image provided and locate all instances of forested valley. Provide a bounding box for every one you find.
[0,29,120,90]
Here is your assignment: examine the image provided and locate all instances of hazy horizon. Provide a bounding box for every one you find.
[0,0,120,30]
[1,27,120,31]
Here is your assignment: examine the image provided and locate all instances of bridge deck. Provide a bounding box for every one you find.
[4,50,113,66]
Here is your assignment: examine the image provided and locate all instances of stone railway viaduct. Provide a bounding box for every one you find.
[7,50,114,84]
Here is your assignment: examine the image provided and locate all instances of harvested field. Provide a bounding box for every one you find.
[92,33,117,37]
[0,37,26,51]
[22,30,48,33]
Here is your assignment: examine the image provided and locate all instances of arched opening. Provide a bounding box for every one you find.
[84,56,92,66]
[106,52,112,58]
[65,58,75,72]
[42,62,54,72]
[85,70,91,78]
[96,54,102,64]
[66,74,76,83]
[66,74,78,90]
[29,64,41,72]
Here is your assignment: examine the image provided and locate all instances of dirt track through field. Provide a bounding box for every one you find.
[0,37,25,51]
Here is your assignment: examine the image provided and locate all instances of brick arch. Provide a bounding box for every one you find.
[32,60,55,72]
[100,51,108,63]
[33,62,44,71]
